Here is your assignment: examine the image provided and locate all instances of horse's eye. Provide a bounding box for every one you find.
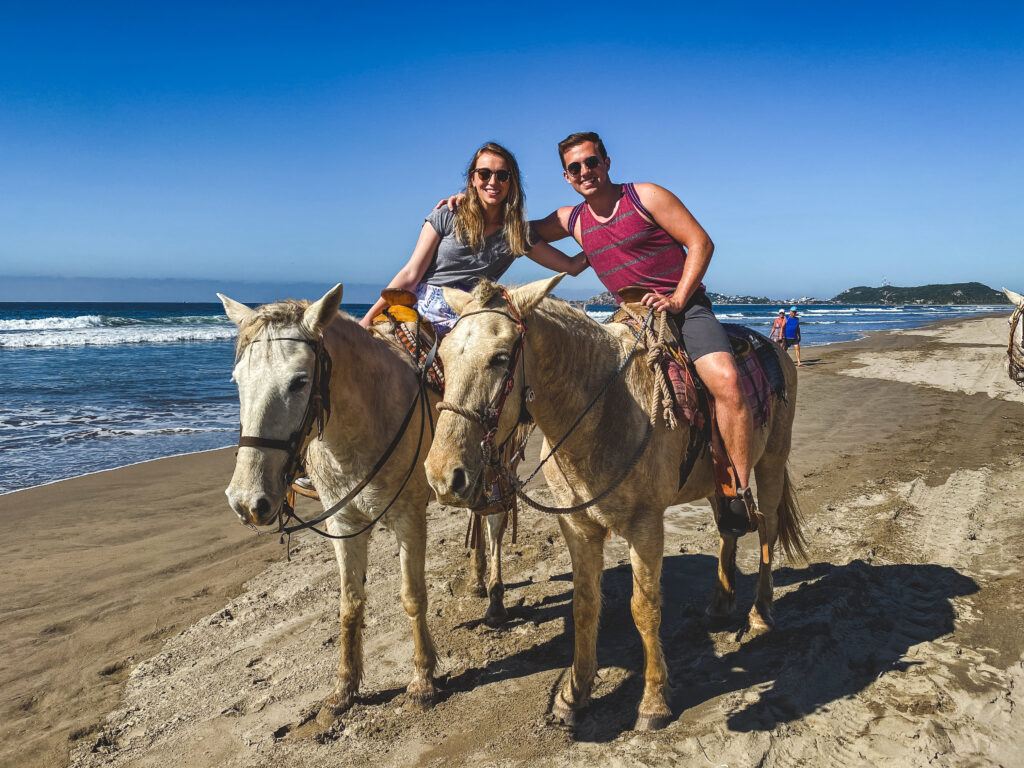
[489,352,510,367]
[288,375,310,393]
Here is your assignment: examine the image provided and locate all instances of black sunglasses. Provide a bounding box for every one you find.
[473,168,511,183]
[565,155,602,177]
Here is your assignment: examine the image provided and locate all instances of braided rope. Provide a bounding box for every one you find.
[436,400,486,423]
[620,305,678,430]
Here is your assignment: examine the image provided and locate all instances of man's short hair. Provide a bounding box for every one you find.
[558,132,608,169]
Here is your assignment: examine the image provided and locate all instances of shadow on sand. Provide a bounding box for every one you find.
[442,554,978,742]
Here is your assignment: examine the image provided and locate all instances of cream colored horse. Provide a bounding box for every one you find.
[1005,288,1024,387]
[221,284,440,716]
[425,276,805,730]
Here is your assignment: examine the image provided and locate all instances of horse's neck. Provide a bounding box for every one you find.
[321,315,420,453]
[524,302,636,451]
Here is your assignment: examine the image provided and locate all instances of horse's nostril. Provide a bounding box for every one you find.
[451,468,469,496]
[254,496,270,519]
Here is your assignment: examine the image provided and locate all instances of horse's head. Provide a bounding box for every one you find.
[219,284,343,526]
[425,275,563,507]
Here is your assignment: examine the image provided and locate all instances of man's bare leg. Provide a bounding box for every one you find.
[693,350,753,487]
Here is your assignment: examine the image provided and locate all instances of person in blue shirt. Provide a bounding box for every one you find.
[782,306,802,366]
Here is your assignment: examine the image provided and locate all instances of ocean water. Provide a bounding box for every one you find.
[0,301,1008,495]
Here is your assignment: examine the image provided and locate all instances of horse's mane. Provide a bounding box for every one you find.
[234,299,313,358]
[470,278,504,308]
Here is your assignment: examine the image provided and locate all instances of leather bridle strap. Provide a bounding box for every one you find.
[281,339,438,539]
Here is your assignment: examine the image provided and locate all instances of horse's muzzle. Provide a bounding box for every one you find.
[426,462,485,508]
[225,487,281,527]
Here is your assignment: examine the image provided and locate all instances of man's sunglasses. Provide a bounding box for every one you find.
[565,155,602,178]
[473,168,511,183]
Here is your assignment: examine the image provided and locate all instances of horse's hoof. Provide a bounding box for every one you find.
[634,712,672,731]
[324,690,355,714]
[748,608,774,633]
[484,604,509,627]
[315,705,341,729]
[550,693,577,727]
[405,678,438,710]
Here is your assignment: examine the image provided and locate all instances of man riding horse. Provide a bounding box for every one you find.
[532,131,757,534]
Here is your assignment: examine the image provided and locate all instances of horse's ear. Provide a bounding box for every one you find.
[1004,287,1024,307]
[302,283,344,336]
[442,286,475,315]
[509,273,566,317]
[218,293,255,328]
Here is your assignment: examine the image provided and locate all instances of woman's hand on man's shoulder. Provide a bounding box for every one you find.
[434,193,466,211]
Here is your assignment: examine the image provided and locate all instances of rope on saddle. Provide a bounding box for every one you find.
[618,303,679,430]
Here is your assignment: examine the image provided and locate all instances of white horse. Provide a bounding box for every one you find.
[425,276,805,730]
[1005,288,1024,388]
[221,284,440,716]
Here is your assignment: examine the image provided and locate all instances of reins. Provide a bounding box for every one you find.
[437,293,657,516]
[237,329,437,550]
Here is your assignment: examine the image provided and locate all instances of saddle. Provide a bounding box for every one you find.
[610,287,786,536]
[372,289,445,394]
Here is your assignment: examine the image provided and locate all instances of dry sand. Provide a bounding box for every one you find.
[2,313,1022,768]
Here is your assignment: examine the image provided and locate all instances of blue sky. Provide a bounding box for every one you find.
[1,1,1021,301]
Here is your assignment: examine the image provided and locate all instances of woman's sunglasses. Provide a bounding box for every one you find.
[473,168,511,183]
[565,155,602,178]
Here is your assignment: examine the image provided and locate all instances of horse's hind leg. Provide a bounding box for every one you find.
[628,518,672,730]
[326,530,370,714]
[551,515,606,726]
[393,506,438,706]
[749,457,785,631]
[708,495,739,619]
[484,512,509,626]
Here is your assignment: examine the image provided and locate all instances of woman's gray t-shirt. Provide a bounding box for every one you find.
[419,207,522,288]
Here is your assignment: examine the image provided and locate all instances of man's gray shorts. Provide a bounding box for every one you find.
[669,291,733,362]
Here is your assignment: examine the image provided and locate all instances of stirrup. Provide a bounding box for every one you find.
[716,486,756,537]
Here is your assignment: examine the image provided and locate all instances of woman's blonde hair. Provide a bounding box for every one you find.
[454,142,531,257]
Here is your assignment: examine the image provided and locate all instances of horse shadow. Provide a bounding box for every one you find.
[442,554,978,743]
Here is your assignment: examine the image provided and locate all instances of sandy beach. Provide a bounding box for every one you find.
[3,312,1022,768]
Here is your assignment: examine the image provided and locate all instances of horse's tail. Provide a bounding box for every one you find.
[776,466,809,563]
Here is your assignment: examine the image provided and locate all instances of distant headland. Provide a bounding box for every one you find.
[572,282,1011,306]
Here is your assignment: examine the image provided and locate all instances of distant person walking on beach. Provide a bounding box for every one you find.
[782,306,802,366]
[769,309,786,345]
[361,142,586,334]
[529,131,758,534]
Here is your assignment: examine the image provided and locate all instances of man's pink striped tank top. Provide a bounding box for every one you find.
[571,183,701,302]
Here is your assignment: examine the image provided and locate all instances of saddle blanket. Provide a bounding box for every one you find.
[616,314,784,433]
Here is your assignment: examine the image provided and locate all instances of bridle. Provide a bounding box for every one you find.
[436,288,533,472]
[436,291,655,515]
[235,329,436,547]
[236,334,332,517]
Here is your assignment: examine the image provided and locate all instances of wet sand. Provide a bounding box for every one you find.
[2,312,1022,768]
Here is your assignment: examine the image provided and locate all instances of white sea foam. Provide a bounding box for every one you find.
[0,314,107,331]
[0,323,236,348]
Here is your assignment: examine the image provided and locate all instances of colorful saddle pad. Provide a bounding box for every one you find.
[373,304,445,393]
[608,311,783,432]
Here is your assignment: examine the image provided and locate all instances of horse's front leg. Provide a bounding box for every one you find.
[467,511,487,597]
[326,525,369,714]
[628,517,672,730]
[551,515,605,726]
[393,506,438,707]
[708,495,738,618]
[484,511,509,626]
